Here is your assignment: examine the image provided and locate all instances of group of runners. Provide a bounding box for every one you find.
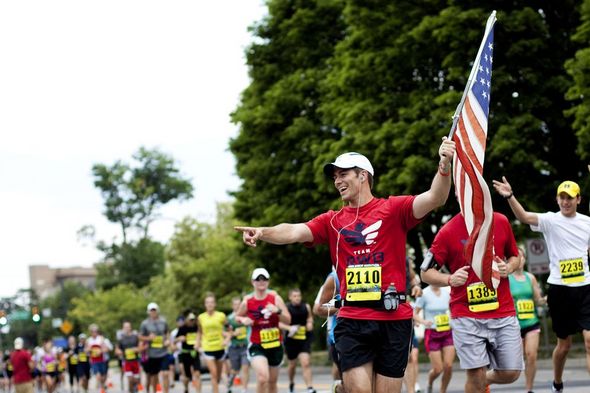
[235,140,590,393]
[1,276,322,393]
[3,141,590,393]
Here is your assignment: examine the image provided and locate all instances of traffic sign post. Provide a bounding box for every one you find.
[525,238,550,274]
[525,237,551,351]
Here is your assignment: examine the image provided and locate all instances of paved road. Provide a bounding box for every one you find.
[103,357,589,393]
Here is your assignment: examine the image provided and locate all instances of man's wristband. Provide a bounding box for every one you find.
[447,275,452,287]
[276,307,282,315]
[503,192,513,200]
[438,162,451,177]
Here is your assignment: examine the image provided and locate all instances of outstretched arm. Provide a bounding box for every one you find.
[234,223,313,247]
[413,137,456,219]
[492,176,538,226]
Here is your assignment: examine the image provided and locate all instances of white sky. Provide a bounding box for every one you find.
[0,1,267,298]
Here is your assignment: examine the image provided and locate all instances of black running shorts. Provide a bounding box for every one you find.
[334,318,412,378]
[547,283,590,339]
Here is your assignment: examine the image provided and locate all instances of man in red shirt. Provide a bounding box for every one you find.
[421,212,522,393]
[235,138,455,393]
[10,337,34,393]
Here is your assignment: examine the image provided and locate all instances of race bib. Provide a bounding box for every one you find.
[78,352,87,362]
[186,332,197,346]
[293,326,307,341]
[466,282,499,312]
[516,299,535,320]
[235,327,247,340]
[46,362,56,373]
[151,336,164,349]
[124,348,136,360]
[560,258,585,284]
[69,354,78,365]
[434,313,450,332]
[260,327,280,349]
[345,264,382,301]
[90,347,102,357]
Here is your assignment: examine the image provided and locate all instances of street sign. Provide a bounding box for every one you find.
[51,318,63,329]
[525,238,550,274]
[9,310,30,321]
[60,320,73,335]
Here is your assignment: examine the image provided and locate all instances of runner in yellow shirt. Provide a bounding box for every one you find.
[198,293,230,393]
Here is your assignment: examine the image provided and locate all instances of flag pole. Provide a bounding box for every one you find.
[448,11,497,139]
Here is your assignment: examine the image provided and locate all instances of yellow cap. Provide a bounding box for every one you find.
[556,181,580,197]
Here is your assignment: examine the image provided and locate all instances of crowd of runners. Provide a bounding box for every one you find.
[0,276,323,393]
[3,145,590,393]
[234,143,590,393]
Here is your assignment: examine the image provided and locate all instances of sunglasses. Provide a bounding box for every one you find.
[254,277,269,282]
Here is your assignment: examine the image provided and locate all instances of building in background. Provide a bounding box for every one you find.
[29,265,96,299]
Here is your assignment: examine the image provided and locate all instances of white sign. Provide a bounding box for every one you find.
[525,238,549,274]
[51,318,63,329]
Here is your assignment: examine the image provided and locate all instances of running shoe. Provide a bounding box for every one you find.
[551,380,564,392]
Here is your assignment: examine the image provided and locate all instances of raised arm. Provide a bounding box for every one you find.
[234,223,313,247]
[413,137,456,219]
[492,176,538,226]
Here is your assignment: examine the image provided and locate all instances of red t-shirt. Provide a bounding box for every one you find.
[10,350,32,384]
[87,336,105,363]
[247,292,282,348]
[430,212,518,319]
[305,196,421,321]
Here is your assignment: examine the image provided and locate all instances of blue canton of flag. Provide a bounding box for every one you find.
[471,29,494,117]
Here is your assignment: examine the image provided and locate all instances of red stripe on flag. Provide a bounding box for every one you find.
[457,116,483,175]
[465,98,487,151]
[452,97,495,289]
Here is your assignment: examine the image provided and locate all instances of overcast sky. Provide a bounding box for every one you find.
[0,1,267,298]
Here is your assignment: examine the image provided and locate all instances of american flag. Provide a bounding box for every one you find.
[451,12,499,289]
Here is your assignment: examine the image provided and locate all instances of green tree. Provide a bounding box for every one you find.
[96,239,166,290]
[566,0,590,167]
[166,204,254,311]
[68,284,148,339]
[232,1,585,283]
[318,2,583,251]
[92,147,194,243]
[230,0,346,295]
[90,147,193,289]
[36,282,90,341]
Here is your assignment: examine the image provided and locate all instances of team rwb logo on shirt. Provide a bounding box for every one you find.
[341,220,382,246]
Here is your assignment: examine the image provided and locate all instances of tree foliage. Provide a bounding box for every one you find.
[68,284,148,339]
[566,0,590,167]
[165,204,255,312]
[92,147,194,243]
[231,0,586,283]
[95,239,166,290]
[90,147,193,289]
[230,0,346,295]
[35,282,90,341]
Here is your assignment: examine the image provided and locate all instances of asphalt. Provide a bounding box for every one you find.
[98,356,590,393]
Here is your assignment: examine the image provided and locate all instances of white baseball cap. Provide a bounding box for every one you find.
[147,302,159,312]
[323,152,374,177]
[14,337,24,350]
[251,268,270,280]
